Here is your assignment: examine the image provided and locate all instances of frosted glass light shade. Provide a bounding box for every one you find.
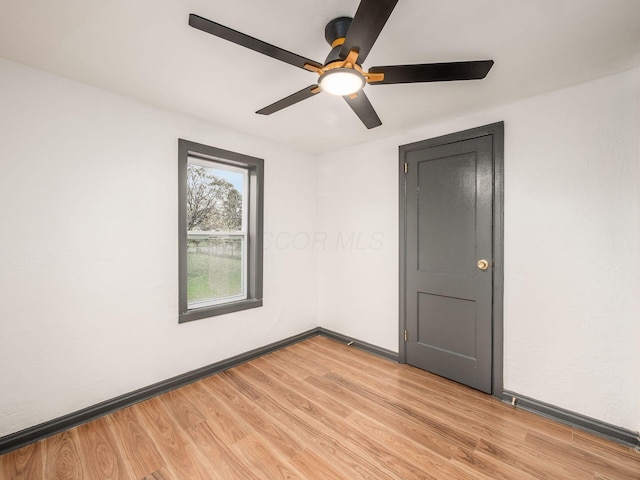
[319,68,365,96]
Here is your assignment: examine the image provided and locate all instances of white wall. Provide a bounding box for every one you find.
[0,58,318,437]
[1,56,638,439]
[318,67,640,432]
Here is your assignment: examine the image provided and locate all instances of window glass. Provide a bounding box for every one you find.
[187,159,247,308]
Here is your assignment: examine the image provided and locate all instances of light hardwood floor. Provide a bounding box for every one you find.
[1,336,639,479]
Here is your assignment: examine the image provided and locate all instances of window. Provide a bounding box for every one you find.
[178,139,263,322]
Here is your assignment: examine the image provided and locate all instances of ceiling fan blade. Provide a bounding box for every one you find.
[339,0,399,64]
[256,85,321,115]
[343,90,382,129]
[189,14,323,71]
[368,60,494,84]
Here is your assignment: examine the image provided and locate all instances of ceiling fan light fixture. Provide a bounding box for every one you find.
[319,68,365,96]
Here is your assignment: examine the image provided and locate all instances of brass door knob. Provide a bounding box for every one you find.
[477,259,490,271]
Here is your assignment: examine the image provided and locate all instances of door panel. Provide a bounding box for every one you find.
[404,135,493,393]
[418,293,476,359]
[418,153,477,276]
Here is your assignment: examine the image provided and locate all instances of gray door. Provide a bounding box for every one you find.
[403,134,494,393]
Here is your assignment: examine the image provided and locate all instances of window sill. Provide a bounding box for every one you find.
[179,298,263,323]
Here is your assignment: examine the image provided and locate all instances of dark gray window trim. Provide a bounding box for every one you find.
[178,139,264,323]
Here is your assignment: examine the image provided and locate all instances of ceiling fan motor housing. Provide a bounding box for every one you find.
[324,17,353,65]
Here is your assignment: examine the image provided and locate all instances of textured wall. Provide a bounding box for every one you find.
[0,58,319,437]
[318,67,640,432]
[499,67,639,432]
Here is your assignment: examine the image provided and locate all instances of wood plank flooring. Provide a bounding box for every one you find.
[1,336,638,479]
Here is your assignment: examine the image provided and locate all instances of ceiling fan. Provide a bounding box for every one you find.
[189,0,494,129]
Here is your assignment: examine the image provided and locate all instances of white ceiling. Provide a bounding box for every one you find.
[1,0,639,154]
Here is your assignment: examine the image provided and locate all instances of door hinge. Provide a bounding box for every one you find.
[404,329,408,342]
[404,162,408,174]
